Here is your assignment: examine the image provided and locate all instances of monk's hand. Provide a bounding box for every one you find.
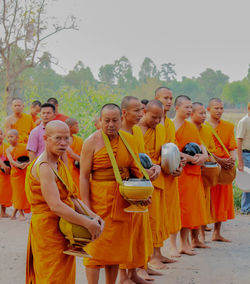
[87,216,103,241]
[224,157,235,170]
[171,165,183,177]
[147,164,161,181]
[180,156,187,167]
[18,162,28,170]
[192,154,207,166]
[2,165,10,175]
[140,196,152,206]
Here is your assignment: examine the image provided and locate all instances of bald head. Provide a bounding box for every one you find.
[7,129,18,137]
[120,96,140,110]
[146,99,164,111]
[100,103,121,117]
[174,95,191,107]
[45,120,69,136]
[208,98,222,107]
[65,117,78,128]
[155,86,171,98]
[143,100,163,129]
[192,102,204,113]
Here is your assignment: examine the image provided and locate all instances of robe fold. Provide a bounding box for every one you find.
[0,142,12,207]
[164,117,182,234]
[12,113,35,144]
[209,120,237,222]
[119,127,153,269]
[67,135,84,198]
[84,132,143,267]
[199,124,217,224]
[10,143,30,211]
[143,124,169,247]
[175,120,207,228]
[25,159,76,284]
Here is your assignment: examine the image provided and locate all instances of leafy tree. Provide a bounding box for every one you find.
[139,57,159,83]
[222,81,249,106]
[160,63,177,82]
[131,77,162,100]
[98,64,115,86]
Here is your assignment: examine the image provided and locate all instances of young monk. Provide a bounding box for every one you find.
[0,128,12,218]
[155,86,183,258]
[173,95,208,255]
[6,129,30,220]
[119,96,160,283]
[5,98,35,144]
[47,97,69,122]
[191,102,217,246]
[80,104,145,284]
[30,100,42,126]
[65,118,84,198]
[138,100,169,270]
[25,120,103,284]
[207,98,237,242]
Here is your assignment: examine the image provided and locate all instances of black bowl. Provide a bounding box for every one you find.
[182,142,202,156]
[17,156,30,163]
[74,160,80,169]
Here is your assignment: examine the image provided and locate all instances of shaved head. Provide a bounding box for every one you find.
[146,99,164,111]
[120,96,139,110]
[12,97,23,103]
[45,120,69,136]
[174,95,191,107]
[208,98,222,107]
[65,117,78,127]
[7,129,18,137]
[155,86,171,98]
[192,102,204,113]
[100,103,121,117]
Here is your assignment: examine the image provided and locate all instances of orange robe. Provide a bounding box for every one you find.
[119,127,153,269]
[209,120,237,222]
[164,117,182,234]
[143,123,169,247]
[175,120,207,228]
[54,113,69,122]
[67,135,83,198]
[0,142,12,207]
[198,124,216,224]
[84,132,143,267]
[25,159,76,284]
[10,143,30,211]
[11,113,35,144]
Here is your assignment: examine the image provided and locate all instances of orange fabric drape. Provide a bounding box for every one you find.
[12,113,35,144]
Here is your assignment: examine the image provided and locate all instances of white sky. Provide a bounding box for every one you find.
[44,0,250,81]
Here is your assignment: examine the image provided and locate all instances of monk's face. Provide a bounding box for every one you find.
[12,99,24,115]
[45,127,70,156]
[0,130,3,144]
[123,99,143,125]
[207,101,224,120]
[176,100,192,119]
[70,123,79,134]
[101,109,121,137]
[144,106,163,129]
[191,105,206,125]
[41,107,55,124]
[156,89,173,112]
[31,105,41,116]
[7,132,18,146]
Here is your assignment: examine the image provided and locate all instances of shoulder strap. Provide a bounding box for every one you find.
[205,121,230,157]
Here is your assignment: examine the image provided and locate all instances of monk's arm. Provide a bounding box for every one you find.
[5,147,20,168]
[28,151,36,162]
[67,147,80,162]
[80,138,94,208]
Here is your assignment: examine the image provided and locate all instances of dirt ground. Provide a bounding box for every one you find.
[0,209,249,284]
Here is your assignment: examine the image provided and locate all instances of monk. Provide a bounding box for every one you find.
[155,86,183,258]
[5,98,35,144]
[47,97,69,122]
[30,100,42,126]
[120,96,161,283]
[173,95,208,255]
[94,116,102,130]
[25,120,103,284]
[191,102,217,246]
[0,128,12,218]
[138,100,169,270]
[6,129,30,220]
[65,118,84,198]
[80,104,144,284]
[207,98,237,242]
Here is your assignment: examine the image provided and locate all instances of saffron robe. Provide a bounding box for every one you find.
[119,127,153,269]
[175,120,207,228]
[25,159,76,284]
[54,113,69,122]
[11,113,35,144]
[143,123,169,247]
[67,135,84,198]
[209,120,237,222]
[10,143,30,211]
[164,117,182,234]
[84,132,142,267]
[0,142,12,207]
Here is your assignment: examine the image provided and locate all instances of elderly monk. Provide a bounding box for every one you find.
[119,96,160,283]
[173,95,208,255]
[25,120,103,284]
[27,103,56,161]
[155,86,183,258]
[207,98,237,242]
[80,103,144,284]
[65,118,84,198]
[6,129,30,220]
[0,128,12,218]
[47,97,69,122]
[30,100,42,126]
[138,100,169,270]
[5,98,35,144]
[191,102,217,246]
[94,116,102,130]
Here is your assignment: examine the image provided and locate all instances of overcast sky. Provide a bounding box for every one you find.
[45,0,250,81]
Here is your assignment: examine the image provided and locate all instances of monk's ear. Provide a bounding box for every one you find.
[121,109,127,117]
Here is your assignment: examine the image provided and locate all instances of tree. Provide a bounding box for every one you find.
[222,81,249,106]
[139,57,159,83]
[98,64,115,86]
[160,63,177,82]
[0,0,78,113]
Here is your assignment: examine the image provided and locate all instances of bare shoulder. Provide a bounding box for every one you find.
[83,130,102,149]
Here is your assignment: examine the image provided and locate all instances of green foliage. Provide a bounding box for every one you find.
[139,57,159,83]
[233,182,242,210]
[222,80,250,106]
